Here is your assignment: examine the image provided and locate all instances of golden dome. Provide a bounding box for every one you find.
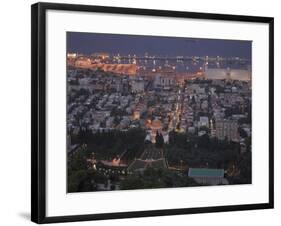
[151,119,162,129]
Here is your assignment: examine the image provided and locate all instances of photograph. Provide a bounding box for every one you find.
[66,32,252,193]
[30,2,274,223]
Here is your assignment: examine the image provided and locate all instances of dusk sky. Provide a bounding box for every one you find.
[67,32,252,59]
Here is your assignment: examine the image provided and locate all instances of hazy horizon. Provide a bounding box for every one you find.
[67,32,252,59]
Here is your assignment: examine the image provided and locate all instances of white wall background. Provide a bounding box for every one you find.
[0,0,279,225]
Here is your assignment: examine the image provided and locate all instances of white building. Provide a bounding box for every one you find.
[216,119,239,141]
[154,75,174,88]
[131,81,145,93]
[198,116,209,128]
[205,68,251,81]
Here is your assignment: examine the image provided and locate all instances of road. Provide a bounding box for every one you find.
[168,84,185,131]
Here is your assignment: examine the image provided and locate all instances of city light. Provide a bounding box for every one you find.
[67,32,252,193]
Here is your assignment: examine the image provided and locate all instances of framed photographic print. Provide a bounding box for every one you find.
[31,2,274,224]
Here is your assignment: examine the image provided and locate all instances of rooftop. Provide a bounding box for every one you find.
[188,168,224,178]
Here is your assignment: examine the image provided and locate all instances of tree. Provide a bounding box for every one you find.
[120,176,144,190]
[238,127,248,138]
[68,169,107,192]
[198,134,210,148]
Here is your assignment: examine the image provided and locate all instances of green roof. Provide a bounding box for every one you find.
[188,168,224,178]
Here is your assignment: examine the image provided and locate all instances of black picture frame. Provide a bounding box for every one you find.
[31,2,274,224]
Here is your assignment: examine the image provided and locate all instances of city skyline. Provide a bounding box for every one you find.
[67,32,252,59]
[67,32,252,193]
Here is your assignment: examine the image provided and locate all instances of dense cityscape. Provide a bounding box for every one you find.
[67,33,252,192]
